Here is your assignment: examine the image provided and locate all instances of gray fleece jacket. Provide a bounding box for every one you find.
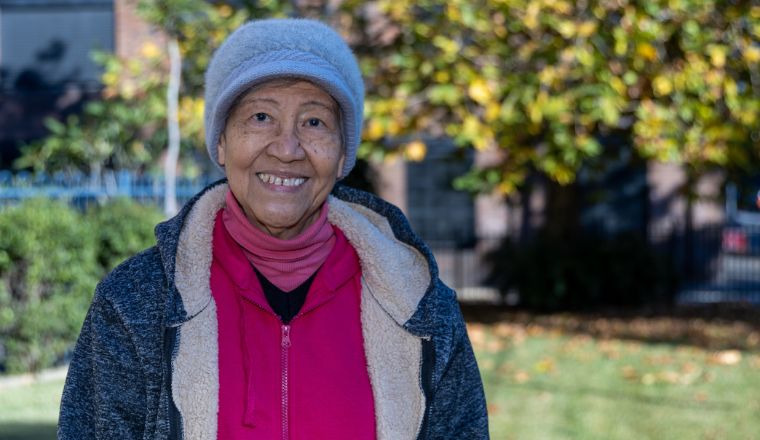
[58,180,489,440]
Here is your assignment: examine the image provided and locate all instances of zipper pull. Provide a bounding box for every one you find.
[281,325,291,348]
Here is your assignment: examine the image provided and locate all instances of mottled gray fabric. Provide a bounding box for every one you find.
[58,180,489,440]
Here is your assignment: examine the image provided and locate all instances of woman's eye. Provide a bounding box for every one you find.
[253,113,269,122]
[307,118,323,127]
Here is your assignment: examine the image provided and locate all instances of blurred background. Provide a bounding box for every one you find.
[0,0,758,439]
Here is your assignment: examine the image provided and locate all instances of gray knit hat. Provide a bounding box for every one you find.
[204,18,364,178]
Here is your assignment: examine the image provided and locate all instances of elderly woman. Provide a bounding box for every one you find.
[59,18,488,440]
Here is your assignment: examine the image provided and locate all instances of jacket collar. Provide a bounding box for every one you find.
[156,180,436,331]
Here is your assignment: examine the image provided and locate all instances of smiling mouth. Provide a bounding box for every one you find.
[257,173,306,187]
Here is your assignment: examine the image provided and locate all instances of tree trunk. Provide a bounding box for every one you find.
[164,38,181,216]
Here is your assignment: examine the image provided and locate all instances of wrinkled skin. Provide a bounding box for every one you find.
[218,80,345,239]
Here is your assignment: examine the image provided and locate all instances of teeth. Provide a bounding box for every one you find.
[257,173,305,187]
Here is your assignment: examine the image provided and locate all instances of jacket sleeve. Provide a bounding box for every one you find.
[426,307,490,439]
[58,291,147,439]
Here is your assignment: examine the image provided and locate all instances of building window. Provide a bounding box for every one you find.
[0,0,114,93]
[406,140,475,247]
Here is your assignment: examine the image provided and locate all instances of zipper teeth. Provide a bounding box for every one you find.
[281,324,291,440]
[244,299,302,440]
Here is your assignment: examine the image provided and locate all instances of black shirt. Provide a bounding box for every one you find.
[254,267,316,324]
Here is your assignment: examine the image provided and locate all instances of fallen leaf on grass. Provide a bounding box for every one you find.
[657,370,681,384]
[527,324,545,336]
[480,358,496,370]
[534,357,556,374]
[694,391,709,402]
[708,350,742,366]
[492,322,523,338]
[703,371,716,383]
[467,324,486,350]
[514,371,530,383]
[487,403,501,415]
[485,338,506,353]
[677,362,702,385]
[751,355,760,369]
[598,340,623,360]
[621,365,638,381]
[498,362,515,374]
[645,354,675,366]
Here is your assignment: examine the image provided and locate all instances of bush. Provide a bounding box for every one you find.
[88,198,164,271]
[0,200,100,373]
[0,198,164,373]
[487,231,675,311]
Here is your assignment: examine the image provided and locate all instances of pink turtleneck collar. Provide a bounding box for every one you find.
[222,190,336,292]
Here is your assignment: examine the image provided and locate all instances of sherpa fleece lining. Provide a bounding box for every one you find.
[171,184,431,440]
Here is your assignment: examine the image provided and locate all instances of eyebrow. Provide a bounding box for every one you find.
[238,97,279,107]
[236,98,336,113]
[302,100,337,112]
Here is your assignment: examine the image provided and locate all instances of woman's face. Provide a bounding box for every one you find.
[218,80,345,239]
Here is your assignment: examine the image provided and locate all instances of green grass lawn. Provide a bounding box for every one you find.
[1,312,758,440]
[0,376,62,440]
[471,318,760,440]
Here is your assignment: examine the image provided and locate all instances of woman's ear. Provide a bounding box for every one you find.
[217,135,227,166]
[336,151,346,180]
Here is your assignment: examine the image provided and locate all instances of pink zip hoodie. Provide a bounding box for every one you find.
[210,210,376,439]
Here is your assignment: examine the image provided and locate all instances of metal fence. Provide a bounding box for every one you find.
[675,224,760,305]
[2,171,759,305]
[0,170,219,210]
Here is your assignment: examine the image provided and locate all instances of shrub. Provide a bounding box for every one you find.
[0,198,164,373]
[487,231,674,311]
[88,198,164,272]
[0,200,100,373]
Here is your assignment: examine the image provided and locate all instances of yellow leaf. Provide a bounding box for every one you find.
[525,3,540,30]
[140,42,160,59]
[404,140,427,162]
[553,0,573,14]
[636,43,658,61]
[217,4,232,18]
[434,71,450,83]
[708,45,727,68]
[446,3,461,22]
[609,76,627,95]
[497,181,515,194]
[468,79,492,105]
[485,102,501,122]
[366,119,384,141]
[557,21,576,38]
[101,71,118,87]
[539,66,557,85]
[577,21,597,37]
[652,76,673,97]
[744,46,760,64]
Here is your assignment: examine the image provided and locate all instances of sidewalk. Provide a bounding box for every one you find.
[0,366,68,391]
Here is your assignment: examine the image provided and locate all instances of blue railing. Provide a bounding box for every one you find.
[0,170,220,209]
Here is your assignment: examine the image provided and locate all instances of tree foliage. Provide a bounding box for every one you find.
[339,0,760,193]
[16,0,760,193]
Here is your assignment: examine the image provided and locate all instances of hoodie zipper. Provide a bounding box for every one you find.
[281,324,291,440]
[244,285,332,440]
[246,298,301,440]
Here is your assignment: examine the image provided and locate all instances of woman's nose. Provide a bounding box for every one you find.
[267,125,306,162]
